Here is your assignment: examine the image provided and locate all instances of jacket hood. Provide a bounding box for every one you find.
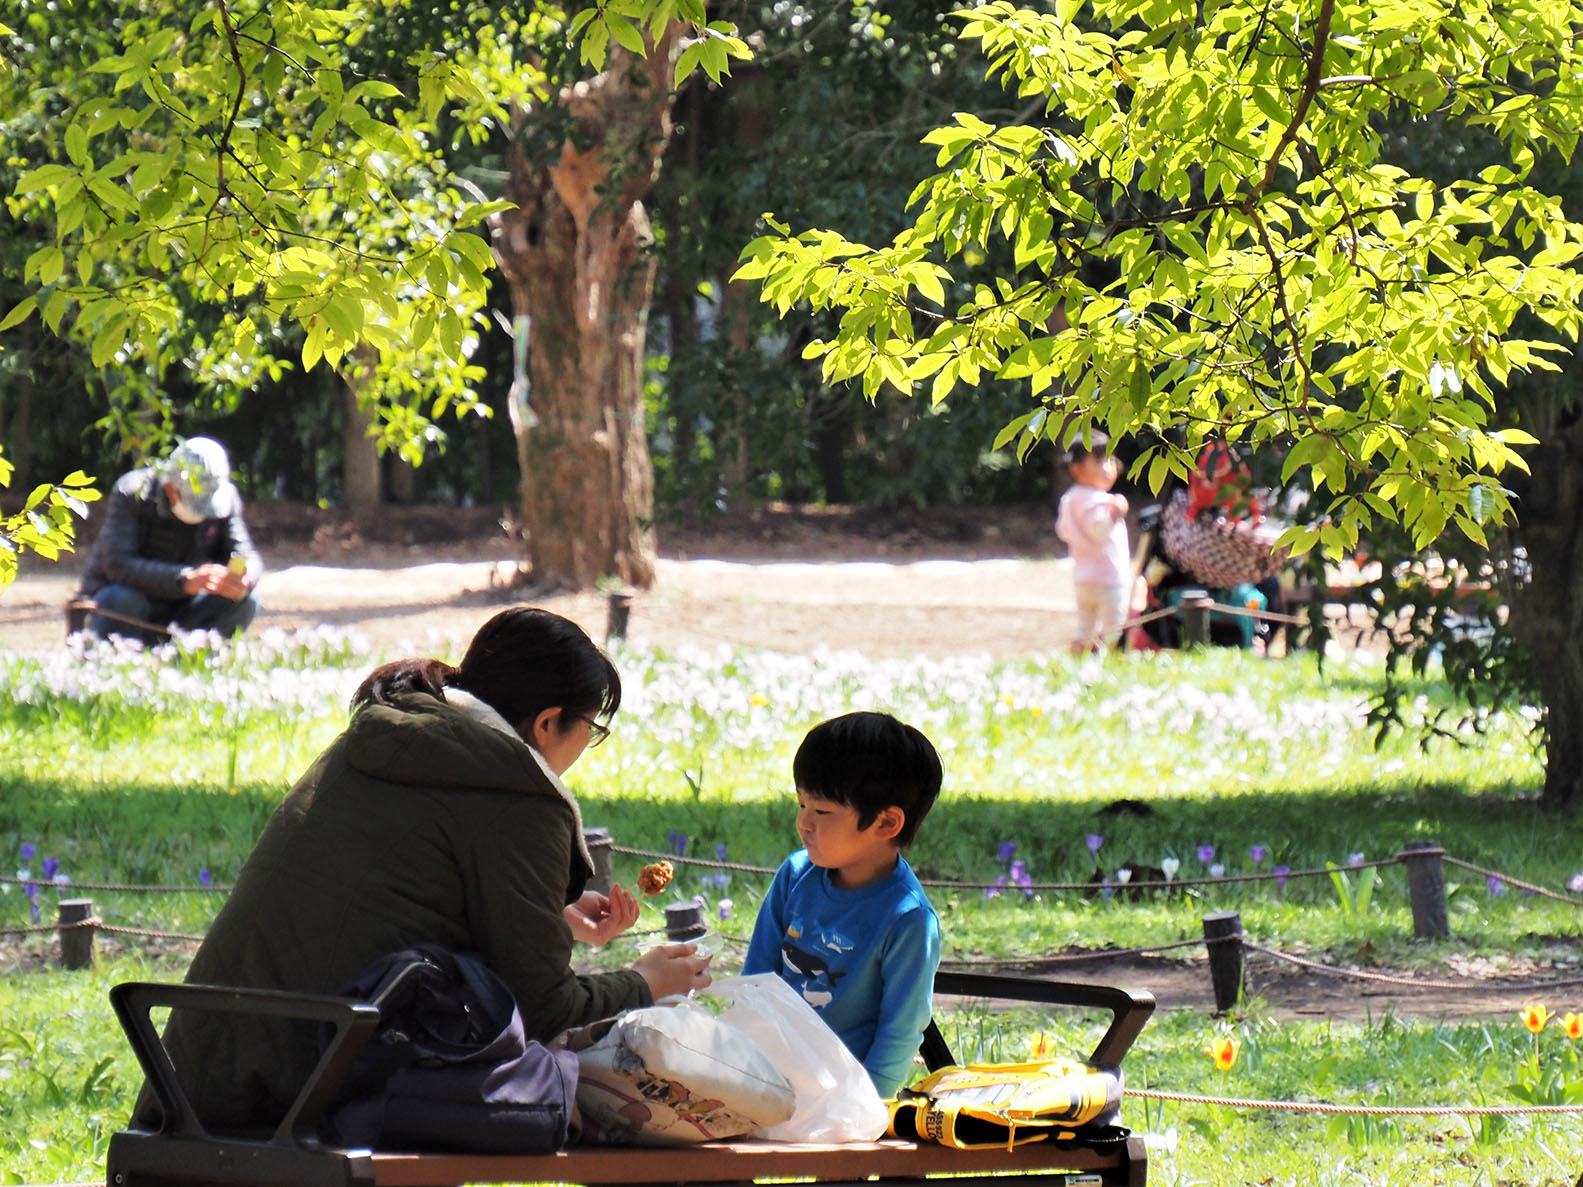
[341,688,593,871]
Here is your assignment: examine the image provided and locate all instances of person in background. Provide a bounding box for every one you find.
[1055,431,1131,654]
[75,436,263,643]
[742,711,944,1097]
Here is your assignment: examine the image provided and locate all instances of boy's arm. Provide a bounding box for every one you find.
[741,860,791,975]
[861,907,942,1097]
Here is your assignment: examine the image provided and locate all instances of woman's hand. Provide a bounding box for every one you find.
[632,941,713,1001]
[563,884,641,946]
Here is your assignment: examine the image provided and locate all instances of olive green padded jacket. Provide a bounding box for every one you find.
[142,688,650,1130]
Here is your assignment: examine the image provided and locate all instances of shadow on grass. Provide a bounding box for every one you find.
[0,772,1562,902]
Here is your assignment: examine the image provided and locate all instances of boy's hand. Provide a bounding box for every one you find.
[563,884,641,946]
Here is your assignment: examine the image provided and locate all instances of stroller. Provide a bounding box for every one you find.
[1125,449,1295,651]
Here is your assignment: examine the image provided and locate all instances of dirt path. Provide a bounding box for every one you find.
[0,506,1082,656]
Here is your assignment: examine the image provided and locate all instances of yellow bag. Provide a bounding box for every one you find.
[886,1058,1123,1151]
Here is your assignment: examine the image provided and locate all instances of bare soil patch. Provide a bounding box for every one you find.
[963,948,1570,1023]
[0,502,1078,656]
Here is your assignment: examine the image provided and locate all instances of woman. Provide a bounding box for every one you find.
[147,606,710,1130]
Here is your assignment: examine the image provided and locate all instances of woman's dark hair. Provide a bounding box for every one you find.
[351,607,621,734]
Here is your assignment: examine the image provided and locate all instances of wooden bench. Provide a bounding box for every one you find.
[106,970,1156,1187]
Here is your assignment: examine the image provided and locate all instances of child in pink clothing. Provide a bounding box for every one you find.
[1055,432,1131,654]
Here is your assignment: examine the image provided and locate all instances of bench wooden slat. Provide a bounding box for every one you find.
[368,1136,1142,1187]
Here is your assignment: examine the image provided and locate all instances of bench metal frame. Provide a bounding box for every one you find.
[107,970,1155,1187]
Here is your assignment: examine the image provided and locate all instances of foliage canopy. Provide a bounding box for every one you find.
[735,0,1583,558]
[0,1,747,586]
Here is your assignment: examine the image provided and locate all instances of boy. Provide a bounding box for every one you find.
[742,711,943,1097]
[1055,431,1131,653]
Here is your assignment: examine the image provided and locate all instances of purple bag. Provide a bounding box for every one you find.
[323,945,578,1154]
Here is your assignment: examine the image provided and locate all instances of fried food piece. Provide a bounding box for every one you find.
[637,860,674,896]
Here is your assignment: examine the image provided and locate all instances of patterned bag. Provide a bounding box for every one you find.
[564,1004,796,1145]
[1160,489,1289,589]
[886,1057,1123,1151]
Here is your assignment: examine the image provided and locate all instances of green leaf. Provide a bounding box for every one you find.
[0,297,37,332]
[15,164,75,194]
[606,14,646,55]
[64,122,88,166]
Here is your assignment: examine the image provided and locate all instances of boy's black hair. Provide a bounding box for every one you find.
[793,711,943,848]
[1064,429,1112,468]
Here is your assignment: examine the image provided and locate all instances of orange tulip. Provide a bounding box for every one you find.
[1521,1004,1552,1034]
[1564,1012,1583,1041]
[1206,1036,1239,1071]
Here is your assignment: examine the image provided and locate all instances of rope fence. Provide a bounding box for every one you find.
[1127,1088,1583,1116]
[6,837,1580,1014]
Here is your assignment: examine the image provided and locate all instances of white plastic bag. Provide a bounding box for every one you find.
[703,974,890,1143]
[569,1004,796,1145]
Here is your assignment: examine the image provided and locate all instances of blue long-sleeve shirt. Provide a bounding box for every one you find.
[742,850,940,1097]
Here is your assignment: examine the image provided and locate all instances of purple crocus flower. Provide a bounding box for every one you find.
[19,843,35,863]
[1086,834,1104,856]
[667,830,689,857]
[1249,845,1267,868]
[24,881,39,923]
[715,843,728,862]
[1009,860,1027,882]
[41,856,59,880]
[985,874,1007,901]
[718,898,733,921]
[997,840,1017,863]
[1347,852,1365,867]
[1197,844,1216,866]
[1487,875,1505,897]
[1569,873,1583,894]
[199,869,212,888]
[1273,865,1290,888]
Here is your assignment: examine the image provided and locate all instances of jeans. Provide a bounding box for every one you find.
[88,584,260,644]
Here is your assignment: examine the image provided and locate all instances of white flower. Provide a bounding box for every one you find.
[1115,868,1133,884]
[1209,863,1225,878]
[1160,857,1180,880]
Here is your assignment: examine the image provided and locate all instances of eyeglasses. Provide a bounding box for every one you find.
[579,716,611,748]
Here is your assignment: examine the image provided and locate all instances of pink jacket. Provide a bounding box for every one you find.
[1056,485,1131,589]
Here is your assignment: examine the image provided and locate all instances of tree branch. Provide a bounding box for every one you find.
[1250,208,1317,433]
[1245,0,1336,207]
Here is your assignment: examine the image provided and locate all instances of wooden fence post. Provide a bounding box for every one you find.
[1202,910,1244,1014]
[665,901,707,942]
[1181,590,1211,647]
[606,591,633,642]
[584,827,613,895]
[58,898,97,970]
[1400,840,1450,940]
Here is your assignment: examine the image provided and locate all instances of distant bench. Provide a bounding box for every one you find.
[106,970,1156,1187]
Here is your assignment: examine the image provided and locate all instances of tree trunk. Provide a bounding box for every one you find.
[492,35,682,590]
[1508,415,1583,810]
[342,346,382,513]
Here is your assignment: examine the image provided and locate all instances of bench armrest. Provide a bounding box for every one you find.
[923,970,1155,1070]
[111,981,381,1146]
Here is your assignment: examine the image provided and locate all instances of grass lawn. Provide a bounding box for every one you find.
[2,631,1581,1185]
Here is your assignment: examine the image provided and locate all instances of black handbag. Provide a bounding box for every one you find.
[322,944,579,1154]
